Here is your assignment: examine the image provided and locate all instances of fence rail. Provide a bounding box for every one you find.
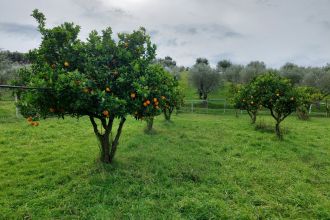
[1,88,329,119]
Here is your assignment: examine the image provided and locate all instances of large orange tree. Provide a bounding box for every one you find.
[18,9,165,163]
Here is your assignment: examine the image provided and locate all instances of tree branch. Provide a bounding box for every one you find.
[112,117,126,148]
[89,116,101,137]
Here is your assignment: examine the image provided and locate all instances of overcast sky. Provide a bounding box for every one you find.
[0,0,330,68]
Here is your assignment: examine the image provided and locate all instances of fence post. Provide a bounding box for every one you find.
[223,100,226,113]
[15,93,19,118]
[309,104,312,114]
[326,99,329,117]
[207,100,208,114]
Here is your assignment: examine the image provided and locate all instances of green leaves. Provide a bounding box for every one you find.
[18,9,159,121]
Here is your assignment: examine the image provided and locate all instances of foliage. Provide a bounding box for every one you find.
[189,60,221,100]
[0,52,18,84]
[250,73,302,138]
[233,83,260,123]
[195,57,209,65]
[241,61,266,83]
[295,86,323,120]
[162,81,184,121]
[216,59,232,72]
[134,64,174,131]
[17,9,162,163]
[280,62,304,85]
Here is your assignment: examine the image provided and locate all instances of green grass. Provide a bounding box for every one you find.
[0,102,330,219]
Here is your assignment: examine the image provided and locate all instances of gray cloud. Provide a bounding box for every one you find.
[0,22,39,38]
[0,0,330,68]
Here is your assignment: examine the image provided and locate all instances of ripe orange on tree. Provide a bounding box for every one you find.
[146,100,151,105]
[130,92,136,99]
[103,110,109,117]
[153,98,158,103]
[105,87,111,92]
[64,61,69,67]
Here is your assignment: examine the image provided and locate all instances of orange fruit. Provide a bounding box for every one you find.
[105,87,111,92]
[27,116,33,122]
[131,93,136,98]
[161,96,166,100]
[143,102,148,107]
[146,100,151,105]
[103,110,109,117]
[154,101,159,106]
[153,98,158,103]
[64,61,69,67]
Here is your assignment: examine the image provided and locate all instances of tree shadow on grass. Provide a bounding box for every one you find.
[254,120,289,135]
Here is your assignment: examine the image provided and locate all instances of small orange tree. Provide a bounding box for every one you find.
[161,77,184,121]
[233,84,260,124]
[133,64,170,132]
[18,10,163,163]
[251,73,302,139]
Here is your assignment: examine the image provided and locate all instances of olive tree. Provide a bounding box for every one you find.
[189,59,221,100]
[241,61,266,83]
[18,9,162,164]
[280,63,305,85]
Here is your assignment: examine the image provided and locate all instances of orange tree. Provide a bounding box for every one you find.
[17,10,161,163]
[233,83,260,124]
[295,86,323,120]
[161,78,184,121]
[133,64,171,132]
[250,73,302,139]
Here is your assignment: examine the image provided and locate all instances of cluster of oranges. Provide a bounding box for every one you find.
[27,116,39,127]
[143,98,161,109]
[143,100,151,107]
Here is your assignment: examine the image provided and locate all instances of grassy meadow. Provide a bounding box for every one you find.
[0,100,329,219]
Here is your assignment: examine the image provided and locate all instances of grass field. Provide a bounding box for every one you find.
[0,100,329,219]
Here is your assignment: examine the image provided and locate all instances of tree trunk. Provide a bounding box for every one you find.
[275,121,282,140]
[252,113,256,124]
[98,133,111,163]
[146,117,154,132]
[247,111,256,124]
[164,111,171,121]
[164,108,173,121]
[89,116,126,164]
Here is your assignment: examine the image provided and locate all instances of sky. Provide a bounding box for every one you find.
[0,0,330,68]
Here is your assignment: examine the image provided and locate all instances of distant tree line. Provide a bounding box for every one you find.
[216,59,330,97]
[0,50,29,84]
